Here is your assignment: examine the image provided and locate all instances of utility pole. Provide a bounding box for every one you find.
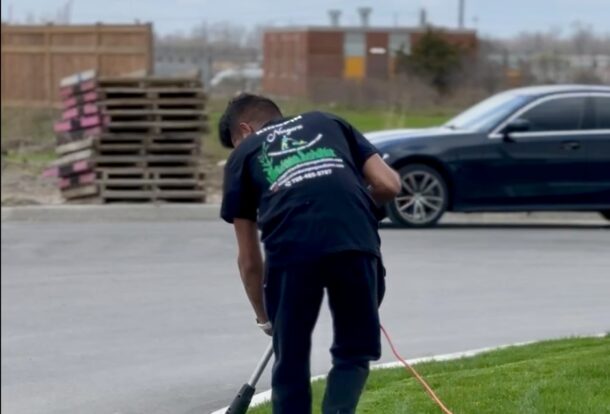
[65,0,74,24]
[419,8,427,28]
[458,0,465,29]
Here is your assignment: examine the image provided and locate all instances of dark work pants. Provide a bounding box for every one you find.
[264,251,385,414]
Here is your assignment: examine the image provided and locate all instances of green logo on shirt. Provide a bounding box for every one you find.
[259,142,337,185]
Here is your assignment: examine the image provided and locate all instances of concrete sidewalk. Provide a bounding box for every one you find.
[1,204,608,225]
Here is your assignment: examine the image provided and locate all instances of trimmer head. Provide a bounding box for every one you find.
[225,342,274,414]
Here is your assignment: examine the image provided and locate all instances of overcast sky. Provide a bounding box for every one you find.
[3,0,609,38]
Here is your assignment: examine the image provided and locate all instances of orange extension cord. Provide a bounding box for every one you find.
[380,325,454,414]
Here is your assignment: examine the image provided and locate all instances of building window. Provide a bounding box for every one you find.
[389,33,411,55]
[344,32,365,57]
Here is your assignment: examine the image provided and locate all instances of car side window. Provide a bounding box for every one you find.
[520,97,586,132]
[592,96,610,129]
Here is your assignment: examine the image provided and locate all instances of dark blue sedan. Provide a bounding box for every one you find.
[367,85,610,227]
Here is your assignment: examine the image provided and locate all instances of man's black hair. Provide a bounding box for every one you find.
[218,93,282,149]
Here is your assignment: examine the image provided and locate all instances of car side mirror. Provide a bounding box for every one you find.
[503,119,530,141]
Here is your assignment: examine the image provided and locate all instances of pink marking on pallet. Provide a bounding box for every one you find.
[59,178,71,189]
[62,97,77,109]
[73,160,91,172]
[80,80,97,92]
[80,115,104,128]
[60,172,96,189]
[79,172,96,184]
[83,104,99,115]
[62,104,99,120]
[62,107,79,120]
[82,91,99,103]
[59,88,73,99]
[59,80,97,99]
[54,120,73,133]
[42,167,59,178]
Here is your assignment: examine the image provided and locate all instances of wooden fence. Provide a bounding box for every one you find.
[1,23,153,107]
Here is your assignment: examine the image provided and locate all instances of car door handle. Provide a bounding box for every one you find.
[561,141,580,151]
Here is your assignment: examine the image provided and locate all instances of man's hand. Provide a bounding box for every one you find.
[234,218,268,324]
[257,319,273,336]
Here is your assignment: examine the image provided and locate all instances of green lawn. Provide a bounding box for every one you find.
[249,335,610,414]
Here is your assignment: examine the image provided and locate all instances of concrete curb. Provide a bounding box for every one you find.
[1,204,221,222]
[210,333,607,414]
[439,212,607,226]
[2,205,607,225]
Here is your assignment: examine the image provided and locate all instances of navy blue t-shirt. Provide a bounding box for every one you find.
[221,111,381,266]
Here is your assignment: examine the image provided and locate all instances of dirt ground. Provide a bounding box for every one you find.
[1,153,61,205]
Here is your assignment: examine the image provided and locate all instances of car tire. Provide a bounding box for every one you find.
[600,211,610,221]
[386,164,449,228]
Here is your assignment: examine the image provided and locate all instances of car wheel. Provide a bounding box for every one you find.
[600,211,610,221]
[387,164,449,228]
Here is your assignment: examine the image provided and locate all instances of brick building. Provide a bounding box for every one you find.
[262,26,478,99]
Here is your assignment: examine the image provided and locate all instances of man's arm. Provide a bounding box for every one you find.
[363,154,401,204]
[233,218,268,324]
[325,112,401,205]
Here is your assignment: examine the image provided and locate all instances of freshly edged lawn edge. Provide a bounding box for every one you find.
[248,335,610,414]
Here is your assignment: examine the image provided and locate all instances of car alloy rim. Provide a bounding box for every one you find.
[394,171,445,223]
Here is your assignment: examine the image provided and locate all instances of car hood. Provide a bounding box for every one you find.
[365,127,453,145]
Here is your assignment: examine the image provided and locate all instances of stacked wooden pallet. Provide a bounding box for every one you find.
[44,70,207,203]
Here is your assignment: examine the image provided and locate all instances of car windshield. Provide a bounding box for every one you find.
[444,92,531,132]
